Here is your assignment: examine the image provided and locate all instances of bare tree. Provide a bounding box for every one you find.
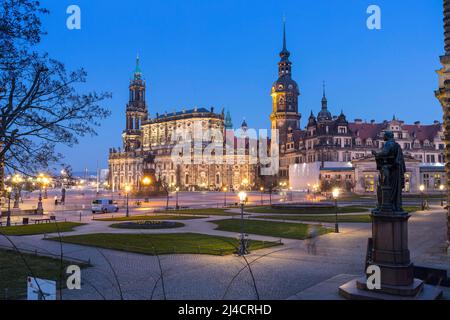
[0,0,111,193]
[157,173,170,210]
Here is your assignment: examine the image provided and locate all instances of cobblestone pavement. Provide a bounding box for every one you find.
[0,206,448,300]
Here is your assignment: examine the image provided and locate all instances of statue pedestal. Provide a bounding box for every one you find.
[339,209,442,300]
[370,211,415,291]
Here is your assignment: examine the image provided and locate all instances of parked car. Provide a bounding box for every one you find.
[91,199,119,214]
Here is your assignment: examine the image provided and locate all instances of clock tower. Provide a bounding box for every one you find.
[270,22,301,151]
[123,55,148,152]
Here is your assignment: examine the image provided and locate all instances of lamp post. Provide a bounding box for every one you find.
[440,184,445,207]
[332,188,340,233]
[242,178,249,191]
[5,186,12,227]
[260,187,264,205]
[238,191,248,256]
[125,184,131,217]
[142,176,151,202]
[419,184,425,211]
[223,186,227,207]
[36,174,46,214]
[175,187,179,210]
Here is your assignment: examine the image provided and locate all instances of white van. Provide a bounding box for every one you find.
[91,199,119,214]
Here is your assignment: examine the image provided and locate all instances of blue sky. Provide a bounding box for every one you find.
[39,0,444,171]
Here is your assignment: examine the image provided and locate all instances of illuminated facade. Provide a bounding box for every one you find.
[435,0,450,247]
[108,58,258,192]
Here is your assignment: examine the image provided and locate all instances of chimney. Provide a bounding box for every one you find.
[414,121,421,127]
[370,120,375,124]
[434,120,440,125]
[354,119,363,124]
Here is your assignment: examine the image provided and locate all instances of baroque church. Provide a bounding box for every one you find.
[109,25,446,194]
[108,56,259,192]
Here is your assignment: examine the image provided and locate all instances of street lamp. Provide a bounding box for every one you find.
[5,186,12,227]
[36,174,48,214]
[419,184,425,211]
[223,186,227,207]
[142,176,152,202]
[238,191,248,256]
[124,184,131,217]
[440,184,445,207]
[332,188,340,233]
[260,187,264,205]
[242,178,249,191]
[175,187,180,210]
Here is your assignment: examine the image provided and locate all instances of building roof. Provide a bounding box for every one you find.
[348,122,441,142]
[402,124,442,141]
[146,107,223,124]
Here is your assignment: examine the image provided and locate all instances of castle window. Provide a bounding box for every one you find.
[338,127,347,134]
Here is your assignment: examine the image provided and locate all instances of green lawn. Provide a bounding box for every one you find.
[0,249,89,300]
[96,215,203,222]
[155,208,238,216]
[244,205,369,215]
[260,214,372,223]
[0,222,85,236]
[403,206,421,213]
[256,206,421,224]
[109,221,185,229]
[213,219,332,240]
[49,233,281,256]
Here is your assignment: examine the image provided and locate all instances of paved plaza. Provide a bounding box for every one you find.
[0,190,448,300]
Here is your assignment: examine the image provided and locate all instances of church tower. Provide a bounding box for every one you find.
[123,55,148,151]
[270,21,300,150]
[435,0,450,250]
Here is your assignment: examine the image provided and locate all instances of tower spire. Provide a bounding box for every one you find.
[134,53,142,79]
[279,17,290,60]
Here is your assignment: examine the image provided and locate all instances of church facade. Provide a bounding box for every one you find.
[108,57,258,192]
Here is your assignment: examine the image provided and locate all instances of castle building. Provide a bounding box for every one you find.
[269,27,446,195]
[108,57,258,192]
[282,87,445,194]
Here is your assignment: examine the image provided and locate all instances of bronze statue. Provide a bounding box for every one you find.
[372,131,406,212]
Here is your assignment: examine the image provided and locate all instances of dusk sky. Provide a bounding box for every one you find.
[39,0,444,171]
